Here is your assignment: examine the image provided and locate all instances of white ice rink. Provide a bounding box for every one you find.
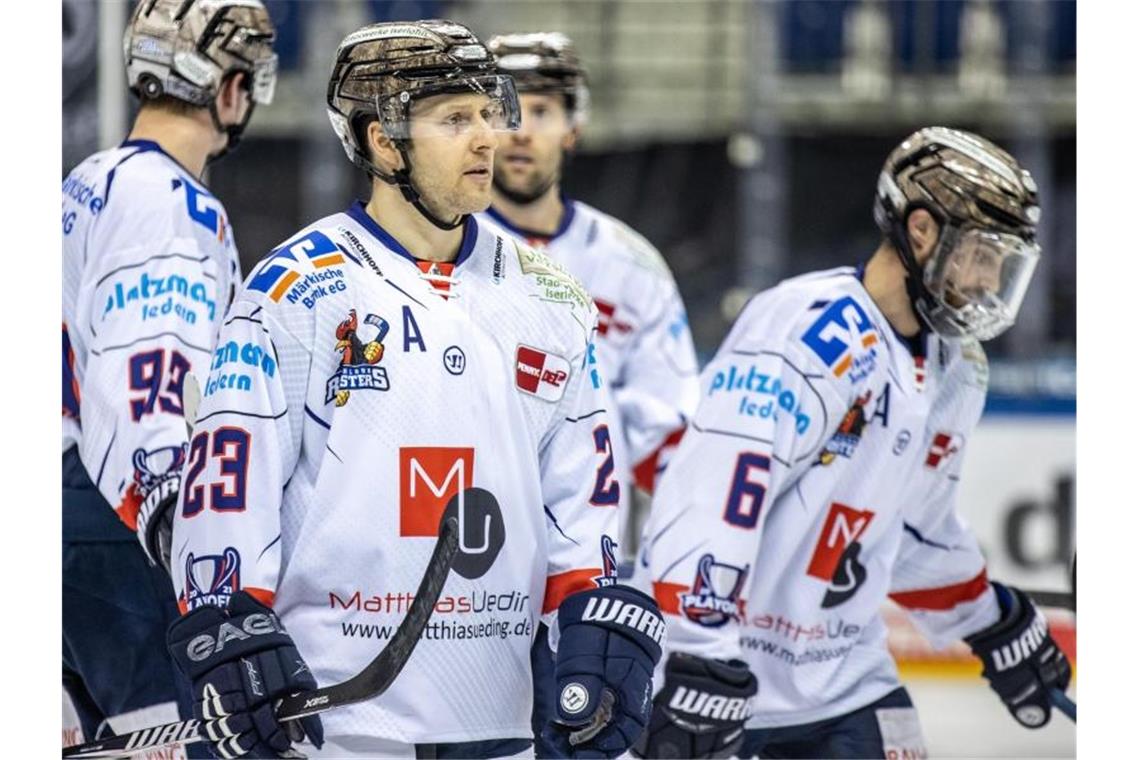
[906,677,1075,759]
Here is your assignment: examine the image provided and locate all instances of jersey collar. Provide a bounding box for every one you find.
[853,261,929,358]
[485,196,577,245]
[118,138,201,181]
[346,200,478,268]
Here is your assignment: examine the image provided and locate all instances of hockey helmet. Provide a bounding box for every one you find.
[873,127,1041,341]
[489,32,589,125]
[326,20,520,230]
[124,0,277,107]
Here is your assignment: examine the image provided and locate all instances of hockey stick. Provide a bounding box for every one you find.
[1051,688,1076,723]
[1025,589,1075,610]
[63,515,461,759]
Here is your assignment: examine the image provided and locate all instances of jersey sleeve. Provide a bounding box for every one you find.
[640,292,849,661]
[79,199,235,541]
[170,297,307,613]
[538,329,624,626]
[888,424,1000,648]
[620,280,701,493]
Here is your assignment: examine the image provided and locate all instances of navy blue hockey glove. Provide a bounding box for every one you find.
[632,652,757,759]
[965,581,1071,728]
[168,591,324,758]
[543,585,664,758]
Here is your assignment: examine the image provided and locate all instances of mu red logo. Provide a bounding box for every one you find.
[399,447,474,537]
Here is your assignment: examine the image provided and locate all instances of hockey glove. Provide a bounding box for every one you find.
[965,581,1071,728]
[168,591,324,758]
[543,585,664,758]
[136,477,178,572]
[632,652,757,759]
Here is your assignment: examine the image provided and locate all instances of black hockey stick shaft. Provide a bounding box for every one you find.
[1051,688,1076,723]
[1025,588,1075,610]
[63,516,460,759]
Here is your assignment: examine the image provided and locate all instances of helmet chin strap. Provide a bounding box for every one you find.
[888,216,940,331]
[362,144,465,231]
[206,99,256,165]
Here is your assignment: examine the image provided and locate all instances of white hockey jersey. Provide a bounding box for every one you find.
[63,139,240,533]
[633,266,1001,728]
[171,204,622,744]
[478,202,700,497]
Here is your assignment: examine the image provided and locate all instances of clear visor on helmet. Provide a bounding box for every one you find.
[921,227,1040,341]
[376,73,521,140]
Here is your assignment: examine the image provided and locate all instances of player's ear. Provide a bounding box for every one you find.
[217,72,247,114]
[906,208,940,265]
[561,124,580,152]
[368,121,405,173]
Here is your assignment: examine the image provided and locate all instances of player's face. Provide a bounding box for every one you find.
[942,231,1006,307]
[406,93,502,217]
[493,93,575,202]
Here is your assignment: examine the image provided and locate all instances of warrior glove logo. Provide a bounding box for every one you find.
[581,595,666,645]
[680,554,748,627]
[667,686,753,723]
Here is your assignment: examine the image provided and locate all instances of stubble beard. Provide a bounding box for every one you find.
[493,163,559,206]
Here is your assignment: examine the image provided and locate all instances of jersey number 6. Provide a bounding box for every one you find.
[183,427,251,516]
[724,453,770,529]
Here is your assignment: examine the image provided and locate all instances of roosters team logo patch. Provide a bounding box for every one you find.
[325,309,389,406]
[679,553,749,627]
[515,345,571,402]
[816,390,873,466]
[184,547,241,611]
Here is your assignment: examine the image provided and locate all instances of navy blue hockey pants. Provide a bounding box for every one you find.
[738,686,919,759]
[62,448,206,756]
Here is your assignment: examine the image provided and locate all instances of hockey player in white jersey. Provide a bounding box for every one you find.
[163,20,664,759]
[62,0,276,750]
[481,32,700,511]
[632,128,1072,758]
[477,33,699,758]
